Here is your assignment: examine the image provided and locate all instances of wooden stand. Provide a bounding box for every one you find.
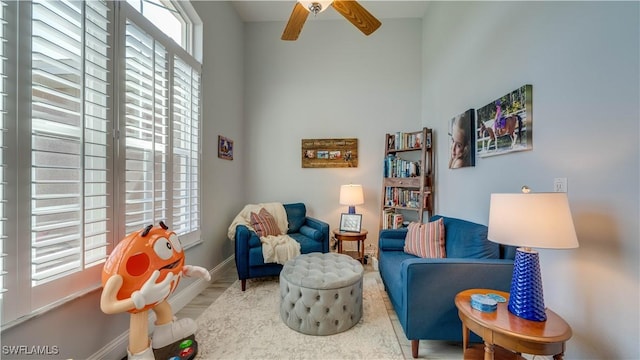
[333,229,368,264]
[455,289,572,360]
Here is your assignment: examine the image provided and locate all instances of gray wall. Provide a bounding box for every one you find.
[421,2,639,358]
[0,2,245,359]
[243,18,423,245]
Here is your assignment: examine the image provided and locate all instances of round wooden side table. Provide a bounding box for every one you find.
[455,289,572,360]
[332,229,368,264]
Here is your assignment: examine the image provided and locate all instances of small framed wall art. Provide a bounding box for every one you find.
[218,135,233,160]
[339,213,362,233]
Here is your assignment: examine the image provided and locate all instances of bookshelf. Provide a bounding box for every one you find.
[380,128,434,229]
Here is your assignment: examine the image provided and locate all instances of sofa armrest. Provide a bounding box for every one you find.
[379,228,408,251]
[302,216,330,253]
[399,258,514,340]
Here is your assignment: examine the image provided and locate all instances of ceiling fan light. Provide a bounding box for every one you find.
[298,1,333,15]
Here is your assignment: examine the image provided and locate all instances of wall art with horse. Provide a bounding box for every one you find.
[476,84,533,158]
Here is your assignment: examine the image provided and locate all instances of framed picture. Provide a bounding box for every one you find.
[476,84,533,158]
[218,135,233,160]
[301,138,358,168]
[449,108,476,169]
[339,213,362,233]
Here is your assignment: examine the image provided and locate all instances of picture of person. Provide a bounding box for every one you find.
[449,109,475,169]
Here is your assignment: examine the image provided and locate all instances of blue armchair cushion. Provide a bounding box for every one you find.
[284,203,306,233]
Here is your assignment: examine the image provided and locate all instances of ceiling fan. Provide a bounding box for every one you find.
[281,1,382,41]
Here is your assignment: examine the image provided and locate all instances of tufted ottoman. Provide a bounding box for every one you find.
[279,252,364,336]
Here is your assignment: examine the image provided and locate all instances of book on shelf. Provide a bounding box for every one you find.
[384,187,422,208]
[383,154,421,178]
[389,131,424,151]
[381,209,406,230]
[392,213,404,229]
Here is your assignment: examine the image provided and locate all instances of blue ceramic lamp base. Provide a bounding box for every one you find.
[508,248,547,322]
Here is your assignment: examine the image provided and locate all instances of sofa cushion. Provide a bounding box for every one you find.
[251,208,281,237]
[403,218,446,258]
[284,203,306,233]
[431,215,499,259]
[288,232,324,254]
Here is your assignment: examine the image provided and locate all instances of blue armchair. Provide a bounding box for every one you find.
[234,203,329,291]
[378,215,516,358]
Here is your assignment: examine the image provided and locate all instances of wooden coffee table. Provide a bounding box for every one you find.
[332,229,367,264]
[455,289,572,360]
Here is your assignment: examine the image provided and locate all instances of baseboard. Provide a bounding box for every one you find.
[88,255,236,360]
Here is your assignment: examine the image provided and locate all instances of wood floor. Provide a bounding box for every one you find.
[175,263,466,359]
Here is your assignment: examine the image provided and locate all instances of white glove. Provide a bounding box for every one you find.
[183,265,211,282]
[131,270,174,310]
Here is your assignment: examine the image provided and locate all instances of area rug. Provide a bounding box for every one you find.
[195,272,403,359]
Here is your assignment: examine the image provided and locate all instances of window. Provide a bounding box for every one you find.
[0,0,11,304]
[30,0,112,289]
[1,0,202,328]
[122,5,202,245]
[125,0,192,54]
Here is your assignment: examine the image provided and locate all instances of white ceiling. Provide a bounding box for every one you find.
[230,1,430,23]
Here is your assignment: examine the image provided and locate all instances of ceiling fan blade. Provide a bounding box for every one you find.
[282,2,309,41]
[331,0,381,36]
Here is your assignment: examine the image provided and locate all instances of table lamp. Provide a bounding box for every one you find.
[488,189,579,322]
[339,184,364,214]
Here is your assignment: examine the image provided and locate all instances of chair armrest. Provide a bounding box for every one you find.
[303,216,330,253]
[379,228,408,251]
[234,225,258,280]
[299,225,321,241]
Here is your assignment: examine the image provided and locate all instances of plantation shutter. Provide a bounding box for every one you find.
[0,0,8,299]
[124,20,169,235]
[171,56,200,243]
[30,0,111,287]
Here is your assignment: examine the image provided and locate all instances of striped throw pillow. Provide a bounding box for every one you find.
[403,218,446,258]
[250,208,281,237]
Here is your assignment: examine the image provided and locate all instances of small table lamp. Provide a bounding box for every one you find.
[488,190,579,322]
[340,184,364,214]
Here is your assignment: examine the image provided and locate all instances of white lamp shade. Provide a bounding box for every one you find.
[339,184,364,206]
[488,193,579,249]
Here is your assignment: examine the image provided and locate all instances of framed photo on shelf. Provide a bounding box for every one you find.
[339,213,362,233]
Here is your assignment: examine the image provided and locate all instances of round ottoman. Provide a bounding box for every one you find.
[279,252,364,336]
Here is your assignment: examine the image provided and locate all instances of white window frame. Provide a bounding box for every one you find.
[1,0,202,329]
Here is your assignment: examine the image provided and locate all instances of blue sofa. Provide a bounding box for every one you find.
[234,203,329,291]
[378,215,516,358]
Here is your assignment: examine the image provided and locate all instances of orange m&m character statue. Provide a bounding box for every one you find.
[100,221,210,360]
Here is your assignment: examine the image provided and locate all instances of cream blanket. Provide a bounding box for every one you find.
[227,202,301,265]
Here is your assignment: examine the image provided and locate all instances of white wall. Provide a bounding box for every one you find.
[243,18,423,247]
[421,2,639,359]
